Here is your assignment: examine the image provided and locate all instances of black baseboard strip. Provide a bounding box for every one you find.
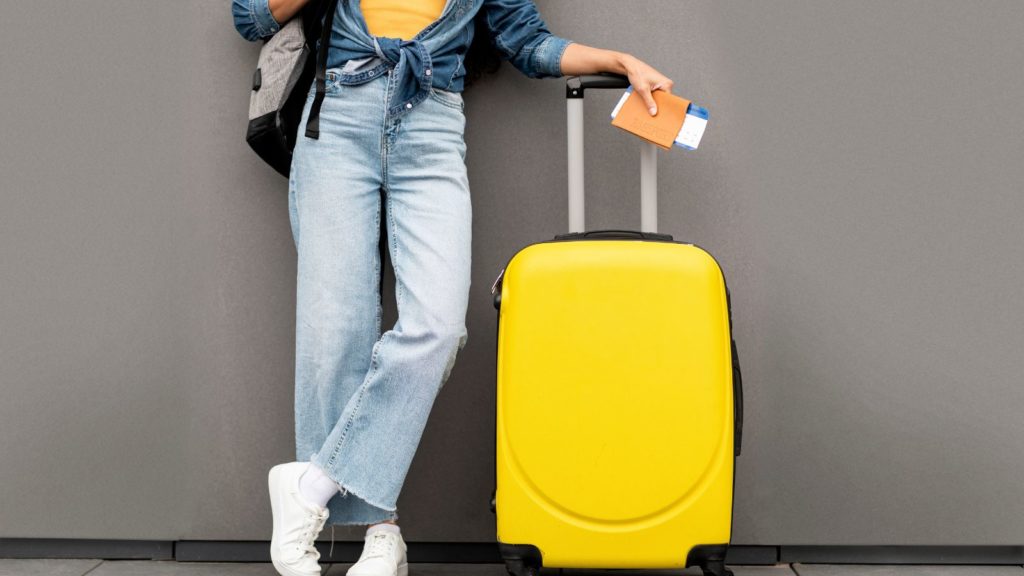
[175,541,502,563]
[176,543,774,564]
[780,546,1024,565]
[2,540,1022,566]
[0,539,173,560]
[404,543,504,564]
[174,540,271,562]
[725,546,779,565]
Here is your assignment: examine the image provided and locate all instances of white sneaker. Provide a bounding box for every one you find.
[346,529,408,576]
[269,462,330,576]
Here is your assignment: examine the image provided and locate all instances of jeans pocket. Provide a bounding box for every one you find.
[429,87,464,111]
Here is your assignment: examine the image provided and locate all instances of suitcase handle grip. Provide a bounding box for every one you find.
[566,73,631,98]
[553,229,673,242]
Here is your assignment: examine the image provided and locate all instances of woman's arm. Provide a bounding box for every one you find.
[231,0,311,41]
[560,44,673,116]
[268,0,312,26]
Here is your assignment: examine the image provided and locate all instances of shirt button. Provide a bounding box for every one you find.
[406,103,413,109]
[425,69,432,76]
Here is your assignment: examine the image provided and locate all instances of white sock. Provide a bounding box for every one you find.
[298,461,342,509]
[366,522,401,535]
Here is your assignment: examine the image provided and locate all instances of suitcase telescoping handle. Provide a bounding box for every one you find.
[566,73,660,234]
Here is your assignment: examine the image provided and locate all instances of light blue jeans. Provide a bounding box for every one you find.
[287,69,471,526]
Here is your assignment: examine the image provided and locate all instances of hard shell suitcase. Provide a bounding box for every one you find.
[491,74,743,576]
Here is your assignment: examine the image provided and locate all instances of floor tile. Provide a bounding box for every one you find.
[731,566,799,576]
[0,559,102,576]
[86,560,314,576]
[501,561,790,569]
[444,565,796,576]
[558,566,795,576]
[793,565,1024,576]
[8,561,1017,576]
[325,564,350,576]
[328,565,781,576]
[328,564,510,576]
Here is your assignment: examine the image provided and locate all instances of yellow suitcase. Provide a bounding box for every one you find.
[491,75,743,576]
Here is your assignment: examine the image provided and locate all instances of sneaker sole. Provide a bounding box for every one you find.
[349,560,408,576]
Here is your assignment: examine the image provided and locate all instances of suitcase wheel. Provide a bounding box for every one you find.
[498,543,541,576]
[701,560,733,576]
[504,559,539,576]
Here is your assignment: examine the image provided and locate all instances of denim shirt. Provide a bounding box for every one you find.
[232,0,574,118]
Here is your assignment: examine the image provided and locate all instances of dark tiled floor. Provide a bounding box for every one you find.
[1,561,1023,576]
[791,566,1024,576]
[0,559,103,576]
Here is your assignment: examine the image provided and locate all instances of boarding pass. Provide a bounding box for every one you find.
[610,87,709,150]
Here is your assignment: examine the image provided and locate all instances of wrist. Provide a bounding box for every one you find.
[612,52,636,75]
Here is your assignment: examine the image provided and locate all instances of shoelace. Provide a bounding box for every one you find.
[362,532,395,560]
[296,507,329,560]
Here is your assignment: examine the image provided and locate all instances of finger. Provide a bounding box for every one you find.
[639,85,658,116]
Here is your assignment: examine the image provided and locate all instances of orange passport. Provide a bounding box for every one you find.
[611,89,691,150]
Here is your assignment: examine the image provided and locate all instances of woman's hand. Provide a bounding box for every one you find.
[620,54,674,116]
[560,44,675,116]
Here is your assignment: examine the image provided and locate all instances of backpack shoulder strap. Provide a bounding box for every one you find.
[304,0,340,139]
[299,0,328,45]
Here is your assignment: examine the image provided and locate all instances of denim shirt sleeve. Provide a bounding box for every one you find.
[480,0,574,78]
[231,0,282,41]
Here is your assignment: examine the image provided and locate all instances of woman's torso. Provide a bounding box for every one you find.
[359,0,447,41]
[313,0,566,115]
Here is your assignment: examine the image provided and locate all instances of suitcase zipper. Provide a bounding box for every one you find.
[490,268,505,295]
[491,268,505,309]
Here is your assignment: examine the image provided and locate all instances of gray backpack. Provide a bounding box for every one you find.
[246,0,338,177]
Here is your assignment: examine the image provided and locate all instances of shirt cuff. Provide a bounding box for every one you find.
[248,0,282,37]
[531,34,574,78]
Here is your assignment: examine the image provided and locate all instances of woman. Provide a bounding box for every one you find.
[232,2,673,576]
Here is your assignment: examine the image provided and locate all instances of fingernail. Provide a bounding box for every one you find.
[649,106,658,115]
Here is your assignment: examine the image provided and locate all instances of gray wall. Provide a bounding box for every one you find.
[2,0,1023,545]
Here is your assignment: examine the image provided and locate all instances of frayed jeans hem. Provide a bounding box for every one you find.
[311,454,398,520]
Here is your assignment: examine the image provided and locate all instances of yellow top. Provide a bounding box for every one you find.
[360,0,447,40]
